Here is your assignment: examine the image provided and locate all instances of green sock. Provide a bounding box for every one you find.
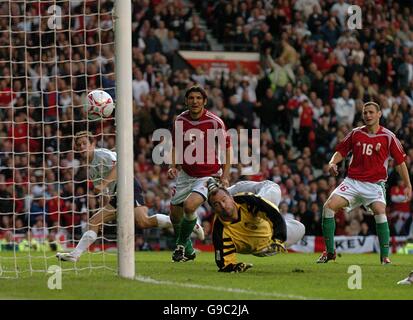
[177,217,197,247]
[322,217,336,253]
[184,239,195,255]
[172,223,181,245]
[376,222,390,258]
[173,222,194,253]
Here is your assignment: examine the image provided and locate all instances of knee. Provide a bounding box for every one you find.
[183,200,198,215]
[323,203,336,218]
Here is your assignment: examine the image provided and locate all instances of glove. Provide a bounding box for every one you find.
[253,239,287,257]
[219,262,253,273]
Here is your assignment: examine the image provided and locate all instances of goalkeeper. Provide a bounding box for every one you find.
[208,179,305,273]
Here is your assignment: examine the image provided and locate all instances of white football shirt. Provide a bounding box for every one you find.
[89,148,117,195]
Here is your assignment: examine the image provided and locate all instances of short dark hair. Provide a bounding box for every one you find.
[184,85,207,100]
[363,101,381,111]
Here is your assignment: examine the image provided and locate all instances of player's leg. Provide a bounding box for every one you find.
[171,203,194,258]
[362,181,390,264]
[170,172,192,247]
[285,218,305,247]
[173,192,205,262]
[369,201,391,264]
[133,178,171,229]
[170,204,204,262]
[257,181,282,206]
[133,189,203,239]
[317,193,349,263]
[57,204,116,262]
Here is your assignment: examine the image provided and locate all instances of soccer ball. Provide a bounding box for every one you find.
[86,90,114,120]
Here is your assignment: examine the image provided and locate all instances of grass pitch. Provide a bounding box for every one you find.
[0,251,412,300]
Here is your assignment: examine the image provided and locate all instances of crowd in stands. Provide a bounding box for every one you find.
[1,0,413,252]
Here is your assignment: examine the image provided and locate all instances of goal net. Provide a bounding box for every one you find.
[0,0,117,278]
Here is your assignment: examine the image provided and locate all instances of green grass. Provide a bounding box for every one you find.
[0,251,412,300]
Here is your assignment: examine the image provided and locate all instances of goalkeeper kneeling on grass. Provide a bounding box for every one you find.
[207,179,305,273]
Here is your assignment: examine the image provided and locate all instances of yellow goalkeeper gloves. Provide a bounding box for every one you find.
[219,262,253,273]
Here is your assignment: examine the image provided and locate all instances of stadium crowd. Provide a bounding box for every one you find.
[0,0,413,252]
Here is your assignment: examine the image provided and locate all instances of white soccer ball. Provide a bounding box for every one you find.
[86,90,114,120]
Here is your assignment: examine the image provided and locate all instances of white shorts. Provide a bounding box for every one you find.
[330,177,386,211]
[171,170,213,205]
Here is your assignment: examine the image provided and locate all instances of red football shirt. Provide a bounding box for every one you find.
[172,109,231,177]
[336,126,406,183]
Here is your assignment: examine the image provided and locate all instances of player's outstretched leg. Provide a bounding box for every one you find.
[57,205,115,262]
[56,229,97,262]
[134,206,204,240]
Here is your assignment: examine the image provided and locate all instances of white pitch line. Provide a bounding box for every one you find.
[135,275,324,300]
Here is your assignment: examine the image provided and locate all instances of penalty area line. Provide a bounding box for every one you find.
[135,275,323,300]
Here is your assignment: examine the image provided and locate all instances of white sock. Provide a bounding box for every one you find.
[155,214,172,228]
[72,230,97,257]
[374,214,387,224]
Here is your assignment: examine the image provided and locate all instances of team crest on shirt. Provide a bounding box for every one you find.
[376,143,381,152]
[356,142,361,146]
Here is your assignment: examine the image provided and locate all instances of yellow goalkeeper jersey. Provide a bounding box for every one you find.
[212,192,287,270]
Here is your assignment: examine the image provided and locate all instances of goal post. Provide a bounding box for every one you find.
[114,0,135,279]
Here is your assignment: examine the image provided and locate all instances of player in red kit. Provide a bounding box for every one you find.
[168,85,231,262]
[317,101,412,264]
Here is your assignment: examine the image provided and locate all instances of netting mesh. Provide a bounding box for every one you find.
[0,0,117,278]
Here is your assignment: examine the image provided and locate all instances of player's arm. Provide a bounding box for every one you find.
[95,165,117,194]
[167,146,178,179]
[389,136,412,201]
[328,151,344,176]
[233,193,287,242]
[330,129,353,176]
[212,217,252,273]
[395,162,412,201]
[220,145,232,188]
[219,122,232,188]
[168,119,178,179]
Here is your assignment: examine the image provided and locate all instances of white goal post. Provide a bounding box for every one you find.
[114,0,134,279]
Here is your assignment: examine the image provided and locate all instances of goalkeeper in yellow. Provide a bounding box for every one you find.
[207,179,305,273]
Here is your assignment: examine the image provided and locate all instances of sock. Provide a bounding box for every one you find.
[322,207,336,254]
[173,222,181,245]
[375,215,390,258]
[177,215,197,247]
[184,238,195,255]
[72,230,97,258]
[155,214,172,228]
